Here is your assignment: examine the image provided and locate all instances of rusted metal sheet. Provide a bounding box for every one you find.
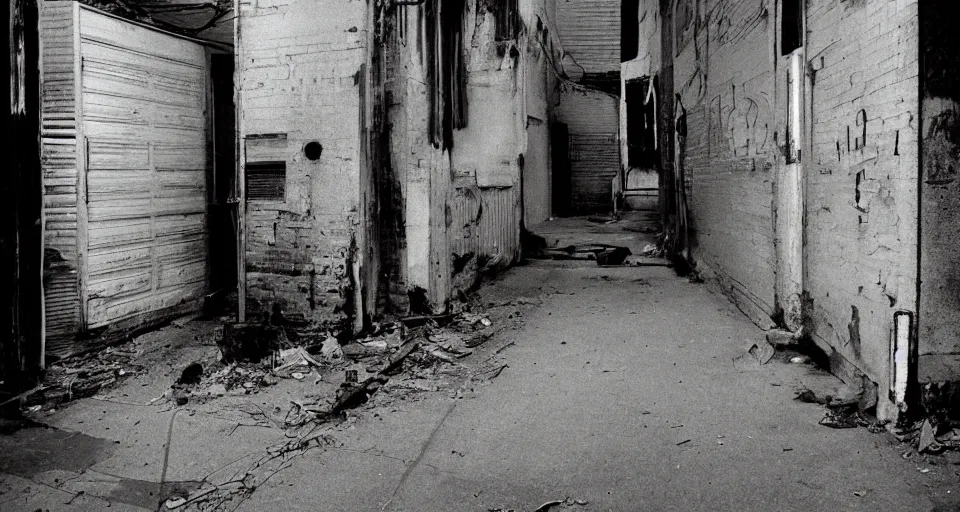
[556,0,621,74]
[78,7,209,328]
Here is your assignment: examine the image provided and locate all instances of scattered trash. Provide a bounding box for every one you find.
[218,323,286,363]
[320,336,344,360]
[748,340,775,365]
[291,372,305,380]
[164,486,217,509]
[790,355,810,364]
[533,497,589,511]
[596,246,632,266]
[676,439,691,446]
[853,490,867,497]
[919,420,942,454]
[918,467,931,474]
[587,214,620,224]
[795,387,829,405]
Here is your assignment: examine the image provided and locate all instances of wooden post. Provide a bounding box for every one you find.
[234,0,246,323]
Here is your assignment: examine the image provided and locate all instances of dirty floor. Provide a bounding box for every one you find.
[2,261,958,511]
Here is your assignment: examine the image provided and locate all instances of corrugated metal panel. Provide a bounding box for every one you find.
[555,87,620,213]
[556,0,620,74]
[570,133,619,212]
[450,186,481,259]
[79,8,209,328]
[477,186,521,265]
[40,0,82,352]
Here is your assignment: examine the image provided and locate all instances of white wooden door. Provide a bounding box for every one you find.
[79,9,208,328]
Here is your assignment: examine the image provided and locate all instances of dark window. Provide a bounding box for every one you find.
[781,0,802,55]
[622,0,640,62]
[246,161,286,201]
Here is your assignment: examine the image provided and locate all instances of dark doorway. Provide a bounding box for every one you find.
[625,77,657,168]
[551,122,571,217]
[209,53,238,297]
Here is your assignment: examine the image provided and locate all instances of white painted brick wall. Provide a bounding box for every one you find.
[238,0,366,326]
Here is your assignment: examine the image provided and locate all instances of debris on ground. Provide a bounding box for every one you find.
[217,322,286,363]
[319,335,344,360]
[587,214,620,224]
[734,340,775,369]
[178,362,204,385]
[765,327,803,347]
[533,498,590,511]
[748,340,775,365]
[596,246,632,266]
[794,376,886,431]
[534,243,638,267]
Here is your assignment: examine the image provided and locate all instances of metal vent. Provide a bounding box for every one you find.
[246,161,285,201]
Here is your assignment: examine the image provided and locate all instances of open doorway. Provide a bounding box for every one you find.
[209,53,238,304]
[623,77,659,211]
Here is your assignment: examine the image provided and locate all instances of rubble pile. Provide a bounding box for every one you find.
[24,338,146,408]
[150,308,505,421]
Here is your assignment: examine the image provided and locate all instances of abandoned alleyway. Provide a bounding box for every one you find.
[2,252,957,511]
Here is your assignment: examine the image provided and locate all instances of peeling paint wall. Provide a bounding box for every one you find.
[384,0,555,311]
[237,0,367,328]
[805,0,919,415]
[919,0,960,382]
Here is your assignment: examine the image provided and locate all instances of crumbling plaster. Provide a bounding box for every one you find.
[237,0,367,328]
[383,0,559,314]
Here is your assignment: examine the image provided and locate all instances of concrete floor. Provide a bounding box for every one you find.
[2,261,958,511]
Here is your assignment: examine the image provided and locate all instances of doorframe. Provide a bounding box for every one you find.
[775,0,807,332]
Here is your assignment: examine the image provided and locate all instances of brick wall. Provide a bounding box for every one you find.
[658,0,920,417]
[805,0,919,409]
[676,0,779,321]
[237,0,367,327]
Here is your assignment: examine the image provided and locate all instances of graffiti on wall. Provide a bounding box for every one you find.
[707,84,771,160]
